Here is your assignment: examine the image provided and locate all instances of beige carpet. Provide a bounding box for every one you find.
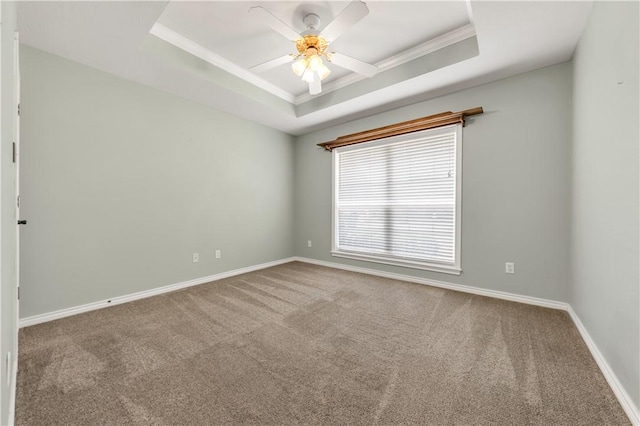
[16,261,628,425]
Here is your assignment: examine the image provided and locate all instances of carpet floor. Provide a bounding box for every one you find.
[16,261,629,425]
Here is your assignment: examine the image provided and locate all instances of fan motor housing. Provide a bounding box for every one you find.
[302,13,321,31]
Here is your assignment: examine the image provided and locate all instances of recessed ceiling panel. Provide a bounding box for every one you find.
[155,1,471,97]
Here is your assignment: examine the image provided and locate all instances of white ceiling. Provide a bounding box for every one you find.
[153,1,471,98]
[17,1,593,135]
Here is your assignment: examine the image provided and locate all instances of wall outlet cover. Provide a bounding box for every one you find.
[505,262,515,274]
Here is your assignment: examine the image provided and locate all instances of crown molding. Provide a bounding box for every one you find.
[149,22,476,109]
[149,23,296,104]
[377,24,476,71]
[294,24,477,105]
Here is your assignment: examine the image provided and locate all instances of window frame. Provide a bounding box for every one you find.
[331,124,462,275]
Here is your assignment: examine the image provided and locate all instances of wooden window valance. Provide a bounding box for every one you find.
[317,107,483,151]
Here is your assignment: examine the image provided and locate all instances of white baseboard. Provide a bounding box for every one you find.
[17,255,638,425]
[293,256,637,425]
[293,256,568,310]
[19,257,296,328]
[567,306,640,425]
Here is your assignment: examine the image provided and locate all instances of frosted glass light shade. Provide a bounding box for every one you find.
[291,59,307,77]
[302,68,315,83]
[317,64,331,80]
[307,54,322,71]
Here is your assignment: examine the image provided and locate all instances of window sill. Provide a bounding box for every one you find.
[331,251,462,275]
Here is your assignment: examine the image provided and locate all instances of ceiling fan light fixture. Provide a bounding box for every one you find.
[250,2,377,96]
[307,54,323,71]
[292,58,307,76]
[302,68,315,83]
[292,35,332,92]
[317,64,331,80]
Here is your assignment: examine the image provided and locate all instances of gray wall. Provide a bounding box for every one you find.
[294,63,572,302]
[570,0,639,410]
[19,45,295,318]
[15,2,639,418]
[1,2,17,423]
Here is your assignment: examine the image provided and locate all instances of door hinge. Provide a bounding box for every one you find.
[17,103,20,116]
[12,142,16,163]
[17,286,19,300]
[17,195,20,208]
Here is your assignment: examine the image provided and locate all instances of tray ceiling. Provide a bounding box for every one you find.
[17,1,593,135]
[152,1,472,99]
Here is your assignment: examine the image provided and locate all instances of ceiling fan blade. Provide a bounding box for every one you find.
[329,52,378,78]
[309,78,322,95]
[319,1,369,43]
[250,55,293,73]
[249,6,301,42]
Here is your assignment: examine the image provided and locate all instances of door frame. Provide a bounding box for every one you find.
[13,30,19,374]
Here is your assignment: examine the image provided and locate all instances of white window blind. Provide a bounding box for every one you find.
[333,124,461,273]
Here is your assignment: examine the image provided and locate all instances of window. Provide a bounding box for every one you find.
[332,124,462,274]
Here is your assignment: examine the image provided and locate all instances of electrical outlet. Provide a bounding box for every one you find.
[307,240,312,248]
[505,262,515,274]
[215,250,221,259]
[192,253,199,263]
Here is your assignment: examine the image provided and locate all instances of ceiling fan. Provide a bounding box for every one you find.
[248,1,378,96]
